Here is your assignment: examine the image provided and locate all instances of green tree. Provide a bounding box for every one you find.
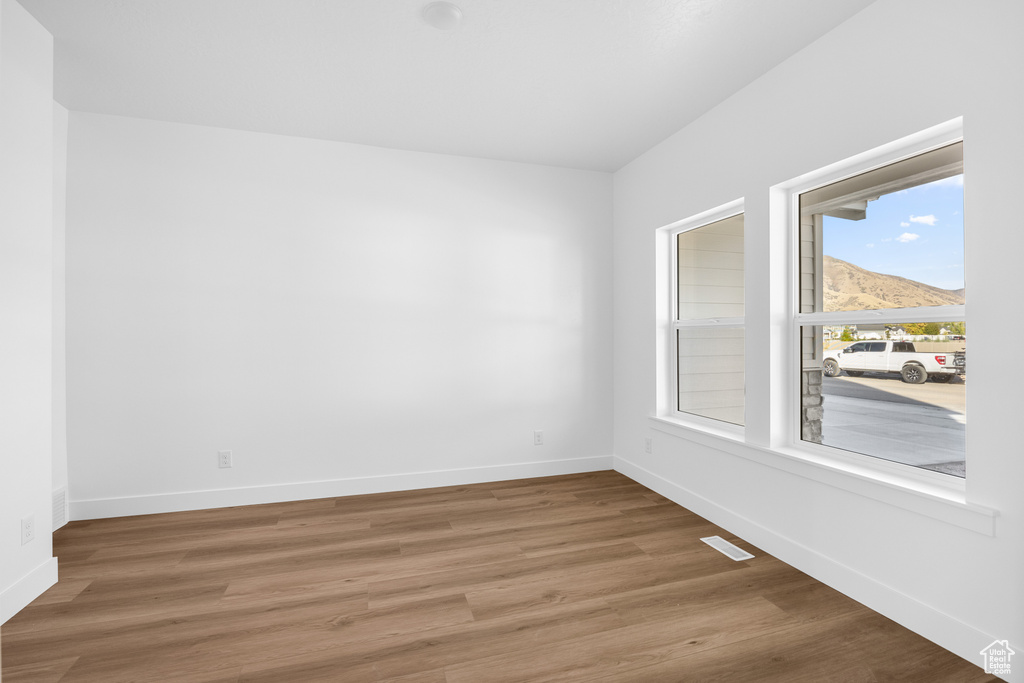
[840,328,854,342]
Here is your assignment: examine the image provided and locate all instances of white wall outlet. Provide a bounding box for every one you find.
[21,515,35,545]
[218,450,233,468]
[533,430,543,446]
[644,437,653,454]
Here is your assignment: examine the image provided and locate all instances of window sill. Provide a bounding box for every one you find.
[650,414,745,445]
[649,415,997,536]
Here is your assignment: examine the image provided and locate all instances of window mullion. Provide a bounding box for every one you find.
[674,317,745,329]
[796,304,965,327]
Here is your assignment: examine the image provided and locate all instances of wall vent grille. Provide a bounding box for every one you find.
[700,535,754,561]
[53,487,68,531]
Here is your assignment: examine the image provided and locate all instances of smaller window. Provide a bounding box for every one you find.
[671,212,745,426]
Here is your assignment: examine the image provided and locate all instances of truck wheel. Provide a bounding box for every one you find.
[823,359,840,377]
[930,374,953,383]
[901,364,927,384]
[845,371,864,377]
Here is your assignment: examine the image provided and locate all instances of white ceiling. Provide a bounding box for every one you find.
[18,0,875,171]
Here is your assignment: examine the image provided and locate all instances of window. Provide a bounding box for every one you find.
[666,206,745,427]
[797,140,966,477]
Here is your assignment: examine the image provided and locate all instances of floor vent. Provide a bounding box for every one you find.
[700,535,754,561]
[53,487,68,531]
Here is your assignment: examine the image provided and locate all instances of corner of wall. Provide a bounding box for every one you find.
[0,0,58,623]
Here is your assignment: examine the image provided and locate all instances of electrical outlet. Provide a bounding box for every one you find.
[644,437,653,454]
[533,430,543,446]
[21,515,35,545]
[218,450,233,468]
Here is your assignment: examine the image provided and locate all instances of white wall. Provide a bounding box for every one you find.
[613,0,1022,676]
[52,101,69,528]
[65,113,613,517]
[0,0,57,624]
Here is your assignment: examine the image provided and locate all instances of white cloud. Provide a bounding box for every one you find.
[909,214,937,226]
[882,237,893,242]
[896,232,920,243]
[866,243,875,248]
[900,221,910,227]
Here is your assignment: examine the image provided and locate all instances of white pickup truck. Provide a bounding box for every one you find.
[822,340,966,384]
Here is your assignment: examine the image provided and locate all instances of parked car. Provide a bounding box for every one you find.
[822,340,965,384]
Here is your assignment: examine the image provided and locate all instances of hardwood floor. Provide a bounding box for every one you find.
[2,471,996,682]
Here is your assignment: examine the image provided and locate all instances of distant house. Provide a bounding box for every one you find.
[855,323,886,340]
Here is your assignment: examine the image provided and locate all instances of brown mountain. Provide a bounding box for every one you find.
[823,255,965,311]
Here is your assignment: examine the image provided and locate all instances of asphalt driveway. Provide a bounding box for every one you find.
[820,374,965,477]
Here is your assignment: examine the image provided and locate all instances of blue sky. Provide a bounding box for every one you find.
[823,174,964,291]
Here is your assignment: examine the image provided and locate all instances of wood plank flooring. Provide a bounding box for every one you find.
[2,471,997,682]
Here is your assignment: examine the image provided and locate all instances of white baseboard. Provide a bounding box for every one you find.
[70,456,614,521]
[614,455,1002,679]
[1,557,57,624]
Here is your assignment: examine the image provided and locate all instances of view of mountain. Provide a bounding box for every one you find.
[823,255,965,311]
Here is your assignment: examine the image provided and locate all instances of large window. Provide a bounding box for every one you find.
[796,141,966,476]
[670,210,745,426]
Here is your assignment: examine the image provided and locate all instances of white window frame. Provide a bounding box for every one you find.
[651,119,995,534]
[781,118,967,494]
[655,198,745,436]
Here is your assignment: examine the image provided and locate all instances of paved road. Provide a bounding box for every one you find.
[819,373,965,475]
[822,373,965,413]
